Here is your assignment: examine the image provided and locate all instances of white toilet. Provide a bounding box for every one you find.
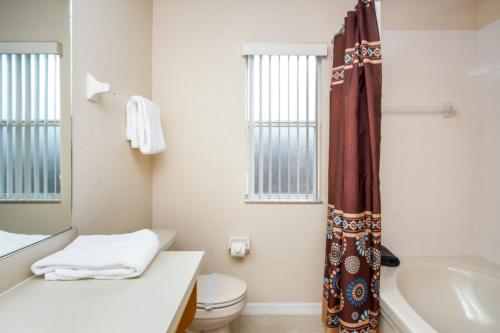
[187,273,247,333]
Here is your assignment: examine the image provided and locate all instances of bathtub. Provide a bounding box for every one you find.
[380,256,500,333]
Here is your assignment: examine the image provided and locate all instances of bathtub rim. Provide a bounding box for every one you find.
[380,255,500,333]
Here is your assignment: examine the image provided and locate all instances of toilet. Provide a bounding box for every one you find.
[187,273,247,333]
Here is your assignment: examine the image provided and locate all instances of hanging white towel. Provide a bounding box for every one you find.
[31,229,160,280]
[126,96,166,154]
[126,100,140,148]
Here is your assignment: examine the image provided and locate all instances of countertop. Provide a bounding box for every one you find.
[0,251,204,333]
[153,228,177,251]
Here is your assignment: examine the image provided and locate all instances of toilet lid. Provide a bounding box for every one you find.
[196,273,247,309]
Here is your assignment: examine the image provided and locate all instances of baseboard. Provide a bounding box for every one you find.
[242,302,322,315]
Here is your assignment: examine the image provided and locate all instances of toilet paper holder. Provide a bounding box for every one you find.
[228,237,250,255]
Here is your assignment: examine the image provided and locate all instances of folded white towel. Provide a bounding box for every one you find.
[31,229,160,281]
[126,96,166,155]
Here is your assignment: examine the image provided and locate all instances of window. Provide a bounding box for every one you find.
[0,50,61,202]
[244,44,325,202]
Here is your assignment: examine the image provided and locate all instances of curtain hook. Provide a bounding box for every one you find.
[361,0,371,7]
[334,23,345,37]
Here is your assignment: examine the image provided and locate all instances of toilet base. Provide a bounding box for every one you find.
[186,324,230,333]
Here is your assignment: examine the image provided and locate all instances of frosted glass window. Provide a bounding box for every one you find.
[0,53,61,202]
[246,54,319,202]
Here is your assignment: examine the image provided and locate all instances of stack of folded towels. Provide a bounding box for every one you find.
[31,229,160,281]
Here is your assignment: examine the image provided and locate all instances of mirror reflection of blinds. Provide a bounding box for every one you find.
[0,53,61,202]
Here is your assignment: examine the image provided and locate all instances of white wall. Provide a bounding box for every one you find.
[72,0,153,234]
[380,29,478,256]
[381,9,500,263]
[474,19,500,264]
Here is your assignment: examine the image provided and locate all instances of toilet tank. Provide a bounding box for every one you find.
[153,229,176,251]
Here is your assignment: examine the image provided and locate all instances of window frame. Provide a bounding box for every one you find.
[243,43,326,204]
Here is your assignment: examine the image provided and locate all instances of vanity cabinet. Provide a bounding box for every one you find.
[176,284,197,332]
[0,251,204,333]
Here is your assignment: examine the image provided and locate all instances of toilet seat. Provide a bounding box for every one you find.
[189,274,247,332]
[196,273,247,310]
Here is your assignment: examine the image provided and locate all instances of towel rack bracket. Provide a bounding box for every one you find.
[86,73,111,102]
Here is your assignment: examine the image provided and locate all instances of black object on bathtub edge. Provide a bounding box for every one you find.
[381,245,400,267]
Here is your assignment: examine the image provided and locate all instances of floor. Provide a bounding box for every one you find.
[229,315,324,333]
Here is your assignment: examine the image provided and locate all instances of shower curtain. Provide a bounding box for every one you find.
[323,0,382,332]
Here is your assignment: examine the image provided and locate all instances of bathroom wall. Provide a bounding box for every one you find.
[72,0,153,234]
[474,17,500,264]
[151,0,499,303]
[381,0,500,261]
[152,0,357,302]
[382,0,480,30]
[478,0,500,27]
[380,28,477,256]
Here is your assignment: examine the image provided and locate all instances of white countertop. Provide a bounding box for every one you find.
[0,251,204,333]
[153,228,177,251]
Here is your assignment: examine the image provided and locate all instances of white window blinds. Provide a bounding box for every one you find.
[0,53,61,202]
[246,54,320,202]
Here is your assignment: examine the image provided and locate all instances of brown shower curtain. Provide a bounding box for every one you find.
[323,0,382,332]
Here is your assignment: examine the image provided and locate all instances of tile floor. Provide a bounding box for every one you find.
[229,315,324,333]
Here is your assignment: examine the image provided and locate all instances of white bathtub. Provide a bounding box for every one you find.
[380,256,500,333]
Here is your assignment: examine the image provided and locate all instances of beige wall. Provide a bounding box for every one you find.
[152,0,356,302]
[152,0,500,302]
[0,0,71,235]
[71,0,153,234]
[478,0,500,27]
[382,0,500,30]
[382,0,480,30]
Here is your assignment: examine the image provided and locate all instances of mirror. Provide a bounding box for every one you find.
[0,0,71,257]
